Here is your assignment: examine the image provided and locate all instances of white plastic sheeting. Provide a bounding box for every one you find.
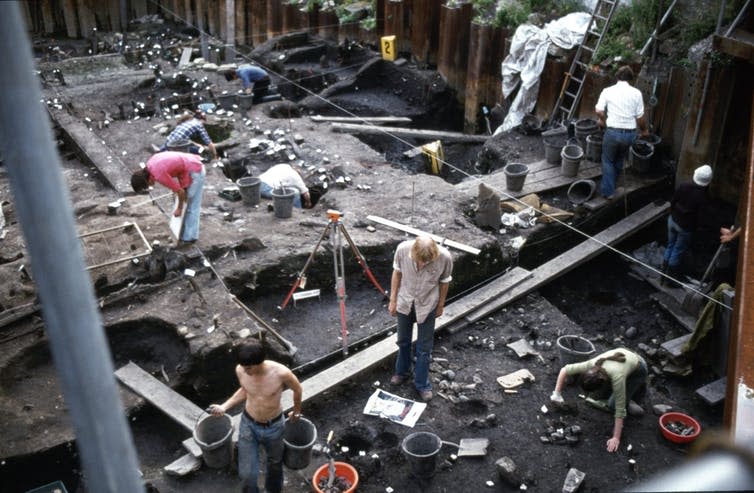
[495,12,593,135]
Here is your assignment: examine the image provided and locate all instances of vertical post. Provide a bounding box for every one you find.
[724,95,754,447]
[266,0,281,39]
[225,0,236,62]
[132,0,148,18]
[108,0,122,34]
[0,4,145,492]
[62,0,79,38]
[184,0,193,26]
[196,0,209,59]
[235,0,246,45]
[41,0,56,34]
[249,0,267,45]
[119,0,127,31]
[77,0,97,39]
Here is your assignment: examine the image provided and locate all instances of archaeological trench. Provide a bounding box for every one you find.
[1,1,754,492]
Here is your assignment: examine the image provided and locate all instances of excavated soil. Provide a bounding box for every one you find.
[1,27,727,493]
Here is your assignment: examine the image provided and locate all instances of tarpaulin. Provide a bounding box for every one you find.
[495,12,592,135]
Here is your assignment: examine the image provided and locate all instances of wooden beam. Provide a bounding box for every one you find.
[249,0,267,45]
[724,93,754,444]
[714,30,754,63]
[115,361,206,432]
[77,0,97,38]
[132,0,148,18]
[41,0,56,34]
[62,0,79,38]
[108,0,122,33]
[366,215,481,255]
[310,115,412,124]
[330,122,488,143]
[235,0,246,45]
[184,0,193,26]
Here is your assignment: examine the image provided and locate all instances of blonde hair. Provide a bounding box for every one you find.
[412,237,439,264]
[177,111,193,123]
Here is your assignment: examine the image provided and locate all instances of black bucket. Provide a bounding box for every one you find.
[283,417,317,470]
[556,335,596,368]
[503,163,529,192]
[574,118,599,149]
[237,176,261,206]
[560,139,583,177]
[401,432,442,479]
[272,187,296,219]
[567,179,596,204]
[193,414,234,468]
[217,93,237,110]
[630,141,655,174]
[585,133,603,162]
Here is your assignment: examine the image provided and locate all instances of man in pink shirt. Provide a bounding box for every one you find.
[131,151,206,245]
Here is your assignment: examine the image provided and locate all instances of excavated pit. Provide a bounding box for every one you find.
[0,24,732,493]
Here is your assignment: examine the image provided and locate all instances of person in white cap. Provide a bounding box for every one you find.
[661,164,712,285]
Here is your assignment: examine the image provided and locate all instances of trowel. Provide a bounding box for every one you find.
[441,437,489,457]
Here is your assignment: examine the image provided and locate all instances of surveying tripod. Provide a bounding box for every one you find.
[278,210,387,356]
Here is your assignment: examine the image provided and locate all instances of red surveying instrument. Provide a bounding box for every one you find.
[278,209,388,356]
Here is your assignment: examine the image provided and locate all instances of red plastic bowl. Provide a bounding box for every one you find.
[659,412,701,444]
[312,461,359,493]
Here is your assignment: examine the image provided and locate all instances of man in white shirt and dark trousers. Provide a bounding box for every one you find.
[595,65,649,199]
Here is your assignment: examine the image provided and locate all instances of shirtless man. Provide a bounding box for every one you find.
[209,340,303,493]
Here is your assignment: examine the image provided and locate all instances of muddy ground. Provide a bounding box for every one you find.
[0,25,732,493]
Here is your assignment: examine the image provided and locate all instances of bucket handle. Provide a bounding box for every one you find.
[441,440,460,449]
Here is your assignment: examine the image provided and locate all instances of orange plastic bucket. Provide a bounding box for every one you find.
[312,461,359,493]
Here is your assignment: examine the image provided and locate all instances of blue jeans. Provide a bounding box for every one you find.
[664,216,693,268]
[600,128,637,197]
[260,181,302,208]
[238,412,285,493]
[181,167,205,241]
[395,305,436,392]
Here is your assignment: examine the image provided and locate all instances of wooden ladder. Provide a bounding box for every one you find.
[550,0,619,125]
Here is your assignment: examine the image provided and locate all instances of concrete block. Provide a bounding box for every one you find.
[562,467,585,493]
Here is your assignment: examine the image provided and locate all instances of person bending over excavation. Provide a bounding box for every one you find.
[130,151,205,246]
[209,340,303,493]
[388,236,453,402]
[551,348,648,453]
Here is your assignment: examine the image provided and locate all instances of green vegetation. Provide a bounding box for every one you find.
[472,0,585,28]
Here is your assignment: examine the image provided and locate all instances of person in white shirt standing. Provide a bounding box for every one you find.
[595,66,649,199]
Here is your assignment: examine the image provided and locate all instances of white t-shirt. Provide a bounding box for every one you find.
[595,81,644,129]
[259,164,308,194]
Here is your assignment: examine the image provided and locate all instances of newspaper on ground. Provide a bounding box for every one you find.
[363,389,427,427]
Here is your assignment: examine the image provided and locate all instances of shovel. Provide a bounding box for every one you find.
[680,233,732,316]
[441,437,489,457]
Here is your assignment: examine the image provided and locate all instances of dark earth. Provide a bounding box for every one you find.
[0,20,732,493]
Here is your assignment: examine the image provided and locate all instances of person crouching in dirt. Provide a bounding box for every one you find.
[131,151,205,246]
[259,163,314,209]
[388,236,453,402]
[209,340,303,493]
[224,64,271,101]
[161,110,218,160]
[550,348,648,453]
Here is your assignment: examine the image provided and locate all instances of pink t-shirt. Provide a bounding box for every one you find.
[146,151,203,192]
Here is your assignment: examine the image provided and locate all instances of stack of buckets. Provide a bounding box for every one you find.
[630,134,661,174]
[542,125,568,165]
[560,138,584,177]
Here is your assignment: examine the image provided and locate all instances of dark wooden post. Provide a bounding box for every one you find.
[464,22,505,134]
[267,0,282,38]
[77,0,96,38]
[282,2,299,34]
[249,0,266,45]
[236,0,247,45]
[384,0,405,54]
[41,0,56,34]
[318,9,338,40]
[438,2,472,101]
[410,0,441,67]
[62,0,79,38]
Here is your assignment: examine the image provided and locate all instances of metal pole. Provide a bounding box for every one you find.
[0,4,144,492]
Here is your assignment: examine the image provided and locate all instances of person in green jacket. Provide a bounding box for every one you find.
[550,348,648,452]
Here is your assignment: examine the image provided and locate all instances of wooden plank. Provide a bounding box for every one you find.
[366,215,481,255]
[650,292,697,333]
[660,333,692,358]
[41,0,56,34]
[115,361,206,432]
[311,115,413,124]
[178,47,193,67]
[330,122,488,143]
[48,107,134,194]
[62,0,79,38]
[459,202,670,323]
[164,453,202,476]
[696,377,727,405]
[444,267,533,333]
